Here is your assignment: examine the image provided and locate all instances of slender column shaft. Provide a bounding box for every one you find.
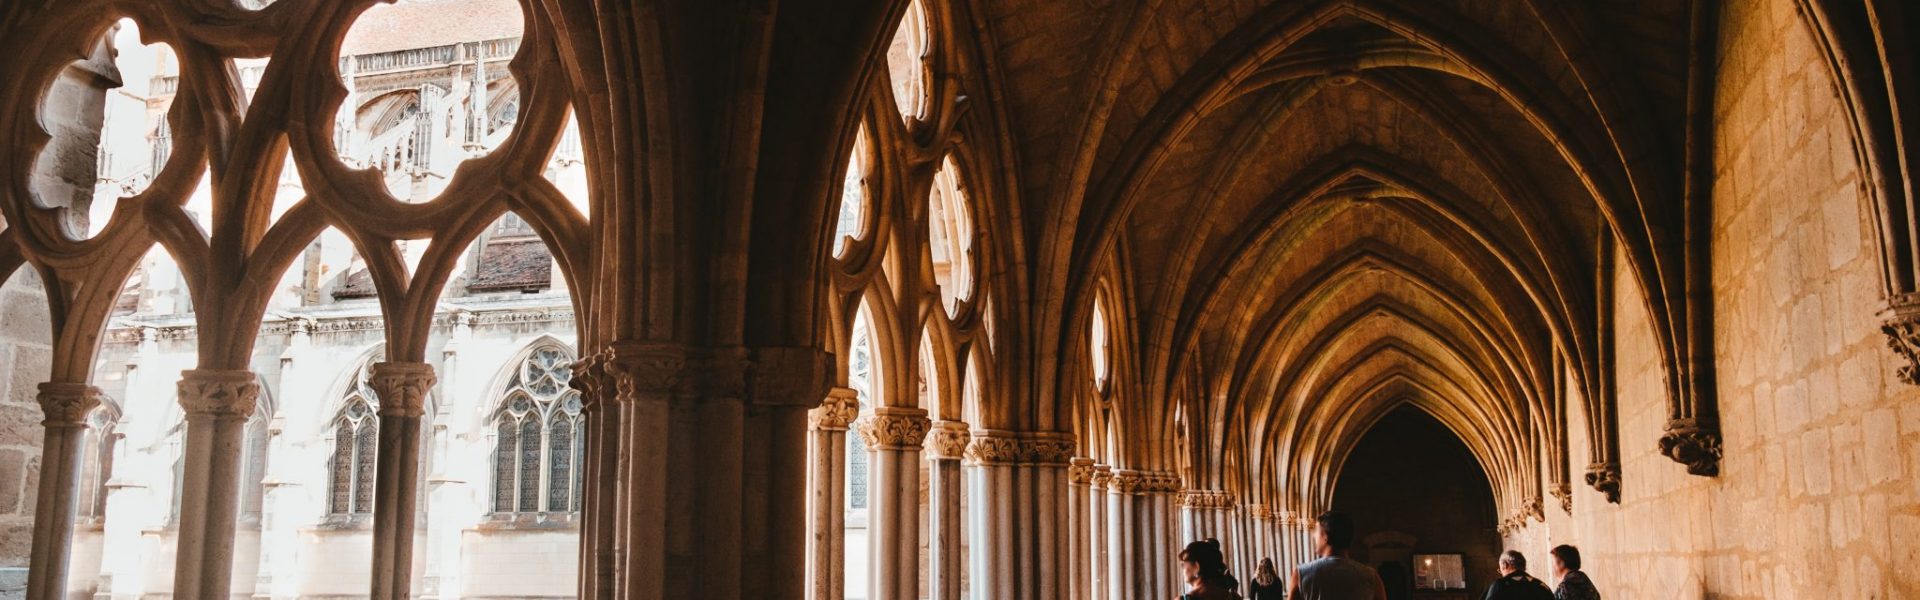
[965,430,1019,599]
[1024,434,1073,600]
[857,406,930,600]
[24,383,103,600]
[805,388,858,600]
[926,421,969,600]
[1105,470,1140,600]
[1089,466,1111,600]
[171,370,260,600]
[1066,458,1094,600]
[368,362,436,600]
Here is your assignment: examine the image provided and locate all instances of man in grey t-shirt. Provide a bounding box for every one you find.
[1290,512,1388,600]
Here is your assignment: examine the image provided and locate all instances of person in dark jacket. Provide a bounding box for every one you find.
[1248,557,1285,600]
[1549,545,1600,600]
[1482,550,1553,600]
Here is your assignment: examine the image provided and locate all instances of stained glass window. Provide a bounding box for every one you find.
[491,343,582,516]
[329,361,381,516]
[494,420,516,511]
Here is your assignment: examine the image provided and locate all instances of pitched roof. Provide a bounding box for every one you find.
[341,0,525,55]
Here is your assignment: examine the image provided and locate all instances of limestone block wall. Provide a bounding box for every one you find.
[1512,0,1920,597]
[0,271,54,594]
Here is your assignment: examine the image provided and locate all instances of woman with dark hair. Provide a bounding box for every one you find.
[1179,538,1243,600]
[1248,557,1285,600]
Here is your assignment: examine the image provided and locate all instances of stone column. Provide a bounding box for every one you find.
[1104,470,1141,600]
[966,430,1020,600]
[1021,433,1075,600]
[857,406,931,600]
[804,387,858,600]
[1088,466,1111,600]
[367,362,436,600]
[1066,458,1094,600]
[25,383,103,600]
[924,421,969,600]
[594,342,830,600]
[171,370,261,600]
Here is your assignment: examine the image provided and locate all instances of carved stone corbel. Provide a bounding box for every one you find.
[1879,297,1920,384]
[1658,418,1722,476]
[1584,462,1621,503]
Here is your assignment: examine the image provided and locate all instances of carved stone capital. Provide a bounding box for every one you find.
[1584,462,1621,503]
[1135,470,1180,494]
[809,387,860,431]
[964,429,1023,465]
[1089,465,1113,489]
[177,370,260,418]
[369,362,436,418]
[1107,469,1144,494]
[747,346,833,408]
[569,351,610,411]
[1880,297,1920,384]
[603,341,749,400]
[1659,418,1722,476]
[1019,431,1076,466]
[924,420,970,459]
[1246,503,1271,519]
[1068,457,1096,485]
[856,407,930,451]
[37,382,103,427]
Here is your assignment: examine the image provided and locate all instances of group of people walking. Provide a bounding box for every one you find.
[1178,512,1602,600]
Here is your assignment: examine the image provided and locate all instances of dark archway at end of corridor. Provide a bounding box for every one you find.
[1332,405,1500,596]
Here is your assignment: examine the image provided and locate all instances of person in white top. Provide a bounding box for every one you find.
[1289,512,1388,600]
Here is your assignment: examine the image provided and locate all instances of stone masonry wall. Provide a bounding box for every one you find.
[0,270,55,595]
[1512,0,1920,597]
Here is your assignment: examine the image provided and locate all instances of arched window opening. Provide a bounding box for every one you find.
[1091,295,1110,393]
[833,125,872,258]
[32,18,177,241]
[336,0,527,202]
[885,1,930,121]
[76,400,123,524]
[844,300,882,598]
[928,155,975,316]
[491,344,583,518]
[329,361,381,518]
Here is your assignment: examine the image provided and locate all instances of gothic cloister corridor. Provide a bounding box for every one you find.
[1,0,1918,598]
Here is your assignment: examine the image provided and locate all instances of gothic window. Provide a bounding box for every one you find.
[927,155,975,315]
[1091,295,1110,393]
[886,0,930,121]
[76,401,122,524]
[846,305,877,511]
[329,364,380,516]
[491,345,583,516]
[833,125,871,258]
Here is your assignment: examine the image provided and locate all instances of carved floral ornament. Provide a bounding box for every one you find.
[809,387,861,431]
[924,420,970,458]
[1089,465,1114,488]
[176,370,262,418]
[36,382,104,426]
[369,362,437,418]
[961,429,1077,466]
[598,342,833,408]
[1067,457,1096,484]
[856,407,931,450]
